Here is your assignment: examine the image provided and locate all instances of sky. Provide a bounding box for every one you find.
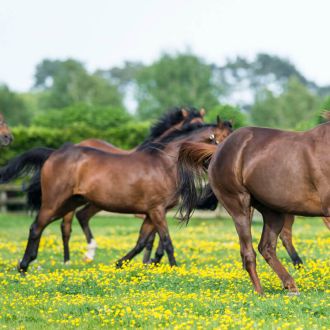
[0,0,329,91]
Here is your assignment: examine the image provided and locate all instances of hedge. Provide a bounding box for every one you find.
[0,122,150,165]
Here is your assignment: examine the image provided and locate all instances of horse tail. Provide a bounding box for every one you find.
[177,142,217,222]
[196,184,218,211]
[0,147,54,212]
[0,147,54,183]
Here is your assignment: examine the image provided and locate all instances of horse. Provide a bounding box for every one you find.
[0,119,232,273]
[61,107,206,262]
[0,114,13,146]
[177,122,330,294]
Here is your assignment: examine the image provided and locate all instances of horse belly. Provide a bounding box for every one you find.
[246,171,324,216]
[78,174,171,214]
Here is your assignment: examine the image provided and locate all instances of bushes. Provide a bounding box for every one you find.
[0,122,149,165]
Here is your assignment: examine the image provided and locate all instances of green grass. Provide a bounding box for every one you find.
[0,213,329,329]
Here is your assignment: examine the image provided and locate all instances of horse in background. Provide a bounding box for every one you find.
[0,115,232,273]
[177,121,330,294]
[0,114,13,146]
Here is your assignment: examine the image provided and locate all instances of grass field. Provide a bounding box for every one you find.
[0,213,329,329]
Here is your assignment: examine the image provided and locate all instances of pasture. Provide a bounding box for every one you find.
[0,213,329,329]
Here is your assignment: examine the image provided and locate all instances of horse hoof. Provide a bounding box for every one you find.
[64,261,71,266]
[115,262,122,269]
[83,256,93,263]
[288,290,300,296]
[17,261,26,276]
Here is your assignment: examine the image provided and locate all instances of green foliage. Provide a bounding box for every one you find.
[0,122,149,165]
[0,85,30,125]
[205,104,248,128]
[135,53,220,119]
[32,104,132,130]
[35,59,123,109]
[250,77,320,129]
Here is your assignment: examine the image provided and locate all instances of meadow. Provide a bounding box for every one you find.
[0,213,329,329]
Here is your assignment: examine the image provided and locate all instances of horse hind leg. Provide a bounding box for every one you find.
[280,214,303,266]
[218,191,263,294]
[76,204,99,262]
[257,207,299,294]
[61,211,74,264]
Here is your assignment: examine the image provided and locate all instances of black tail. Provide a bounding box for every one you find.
[196,184,218,211]
[0,147,54,211]
[177,142,217,222]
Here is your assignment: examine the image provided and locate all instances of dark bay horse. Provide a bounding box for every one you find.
[0,114,13,146]
[0,119,232,273]
[178,123,330,294]
[62,107,206,262]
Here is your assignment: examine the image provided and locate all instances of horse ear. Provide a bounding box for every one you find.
[217,115,222,126]
[0,113,3,124]
[199,108,206,117]
[181,108,189,118]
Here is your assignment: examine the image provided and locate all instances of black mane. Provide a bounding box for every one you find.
[137,120,232,153]
[148,107,202,140]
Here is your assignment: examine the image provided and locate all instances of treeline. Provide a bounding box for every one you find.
[1,52,330,164]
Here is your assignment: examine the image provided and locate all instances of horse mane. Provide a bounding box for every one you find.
[148,107,202,140]
[137,120,232,153]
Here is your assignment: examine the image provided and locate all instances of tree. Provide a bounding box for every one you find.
[135,53,221,119]
[205,104,247,129]
[0,84,30,125]
[216,53,321,108]
[32,104,131,130]
[34,59,123,109]
[250,77,320,129]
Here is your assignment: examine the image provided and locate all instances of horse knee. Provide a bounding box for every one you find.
[241,250,256,269]
[258,243,274,261]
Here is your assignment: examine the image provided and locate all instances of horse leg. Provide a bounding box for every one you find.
[142,230,156,264]
[116,217,155,268]
[279,214,303,266]
[322,217,330,230]
[61,211,74,264]
[76,204,99,261]
[258,208,299,293]
[149,208,177,266]
[150,240,164,264]
[219,192,263,294]
[18,208,55,273]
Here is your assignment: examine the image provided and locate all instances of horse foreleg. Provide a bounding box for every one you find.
[76,204,99,261]
[116,217,155,268]
[143,230,156,264]
[18,208,54,274]
[149,208,176,266]
[280,214,303,266]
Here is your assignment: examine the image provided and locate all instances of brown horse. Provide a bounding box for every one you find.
[0,114,13,146]
[0,119,232,273]
[178,122,330,294]
[61,107,206,262]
